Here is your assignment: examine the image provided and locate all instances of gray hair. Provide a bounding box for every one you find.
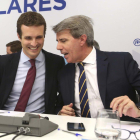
[52,15,94,47]
[93,40,100,50]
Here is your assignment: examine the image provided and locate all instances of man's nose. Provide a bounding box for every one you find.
[31,39,37,46]
[57,42,63,50]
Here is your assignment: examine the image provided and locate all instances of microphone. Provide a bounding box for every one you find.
[0,113,58,137]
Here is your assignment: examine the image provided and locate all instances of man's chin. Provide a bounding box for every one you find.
[67,60,74,63]
[28,53,39,59]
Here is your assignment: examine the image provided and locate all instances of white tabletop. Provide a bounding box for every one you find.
[0,111,139,140]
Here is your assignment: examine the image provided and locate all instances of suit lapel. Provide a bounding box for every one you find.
[66,64,75,104]
[5,53,20,82]
[96,50,108,108]
[43,50,52,110]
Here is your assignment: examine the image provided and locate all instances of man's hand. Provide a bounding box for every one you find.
[59,103,75,116]
[110,95,140,118]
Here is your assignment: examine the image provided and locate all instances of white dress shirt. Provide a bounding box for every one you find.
[3,50,45,113]
[75,47,104,117]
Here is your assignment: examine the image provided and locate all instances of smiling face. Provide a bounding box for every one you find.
[56,29,86,63]
[18,25,44,59]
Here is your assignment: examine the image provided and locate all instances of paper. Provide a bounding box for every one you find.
[77,136,95,140]
[0,110,20,116]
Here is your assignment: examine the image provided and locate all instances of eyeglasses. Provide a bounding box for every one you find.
[112,126,140,140]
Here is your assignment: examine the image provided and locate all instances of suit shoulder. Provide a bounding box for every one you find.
[103,51,131,55]
[0,54,14,65]
[100,50,133,59]
[42,50,65,68]
[43,50,63,60]
[0,52,20,68]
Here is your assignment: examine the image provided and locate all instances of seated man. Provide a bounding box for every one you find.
[0,11,64,114]
[52,15,140,121]
[6,40,22,54]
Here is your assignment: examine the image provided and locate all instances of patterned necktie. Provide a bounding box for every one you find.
[15,59,36,112]
[78,62,91,118]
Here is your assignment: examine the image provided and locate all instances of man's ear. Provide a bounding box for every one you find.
[80,34,87,46]
[17,33,21,41]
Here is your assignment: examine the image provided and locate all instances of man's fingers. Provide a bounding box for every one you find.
[59,104,75,116]
[110,96,124,108]
[110,95,129,111]
[60,113,76,116]
[117,98,129,117]
[110,96,140,118]
[110,97,118,108]
[60,109,75,116]
[67,103,73,108]
[63,105,75,112]
[122,101,138,117]
[111,98,124,111]
[122,102,133,116]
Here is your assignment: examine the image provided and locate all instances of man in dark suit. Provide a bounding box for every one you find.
[0,11,64,114]
[52,15,140,121]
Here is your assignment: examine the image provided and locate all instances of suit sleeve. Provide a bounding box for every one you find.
[53,56,65,114]
[55,69,64,114]
[124,52,140,95]
[125,53,140,105]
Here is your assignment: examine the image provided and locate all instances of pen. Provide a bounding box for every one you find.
[58,128,82,136]
[0,111,10,114]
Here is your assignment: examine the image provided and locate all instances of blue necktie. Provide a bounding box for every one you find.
[78,62,91,118]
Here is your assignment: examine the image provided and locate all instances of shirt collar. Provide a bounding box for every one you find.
[20,49,44,63]
[75,47,96,66]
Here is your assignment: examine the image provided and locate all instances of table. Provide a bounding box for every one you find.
[0,111,139,140]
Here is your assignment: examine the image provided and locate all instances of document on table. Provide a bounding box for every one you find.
[0,110,20,116]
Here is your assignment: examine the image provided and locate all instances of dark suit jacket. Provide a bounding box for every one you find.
[0,49,65,114]
[57,49,140,122]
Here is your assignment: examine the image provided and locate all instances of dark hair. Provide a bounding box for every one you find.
[6,40,22,53]
[17,11,46,38]
[53,15,94,47]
